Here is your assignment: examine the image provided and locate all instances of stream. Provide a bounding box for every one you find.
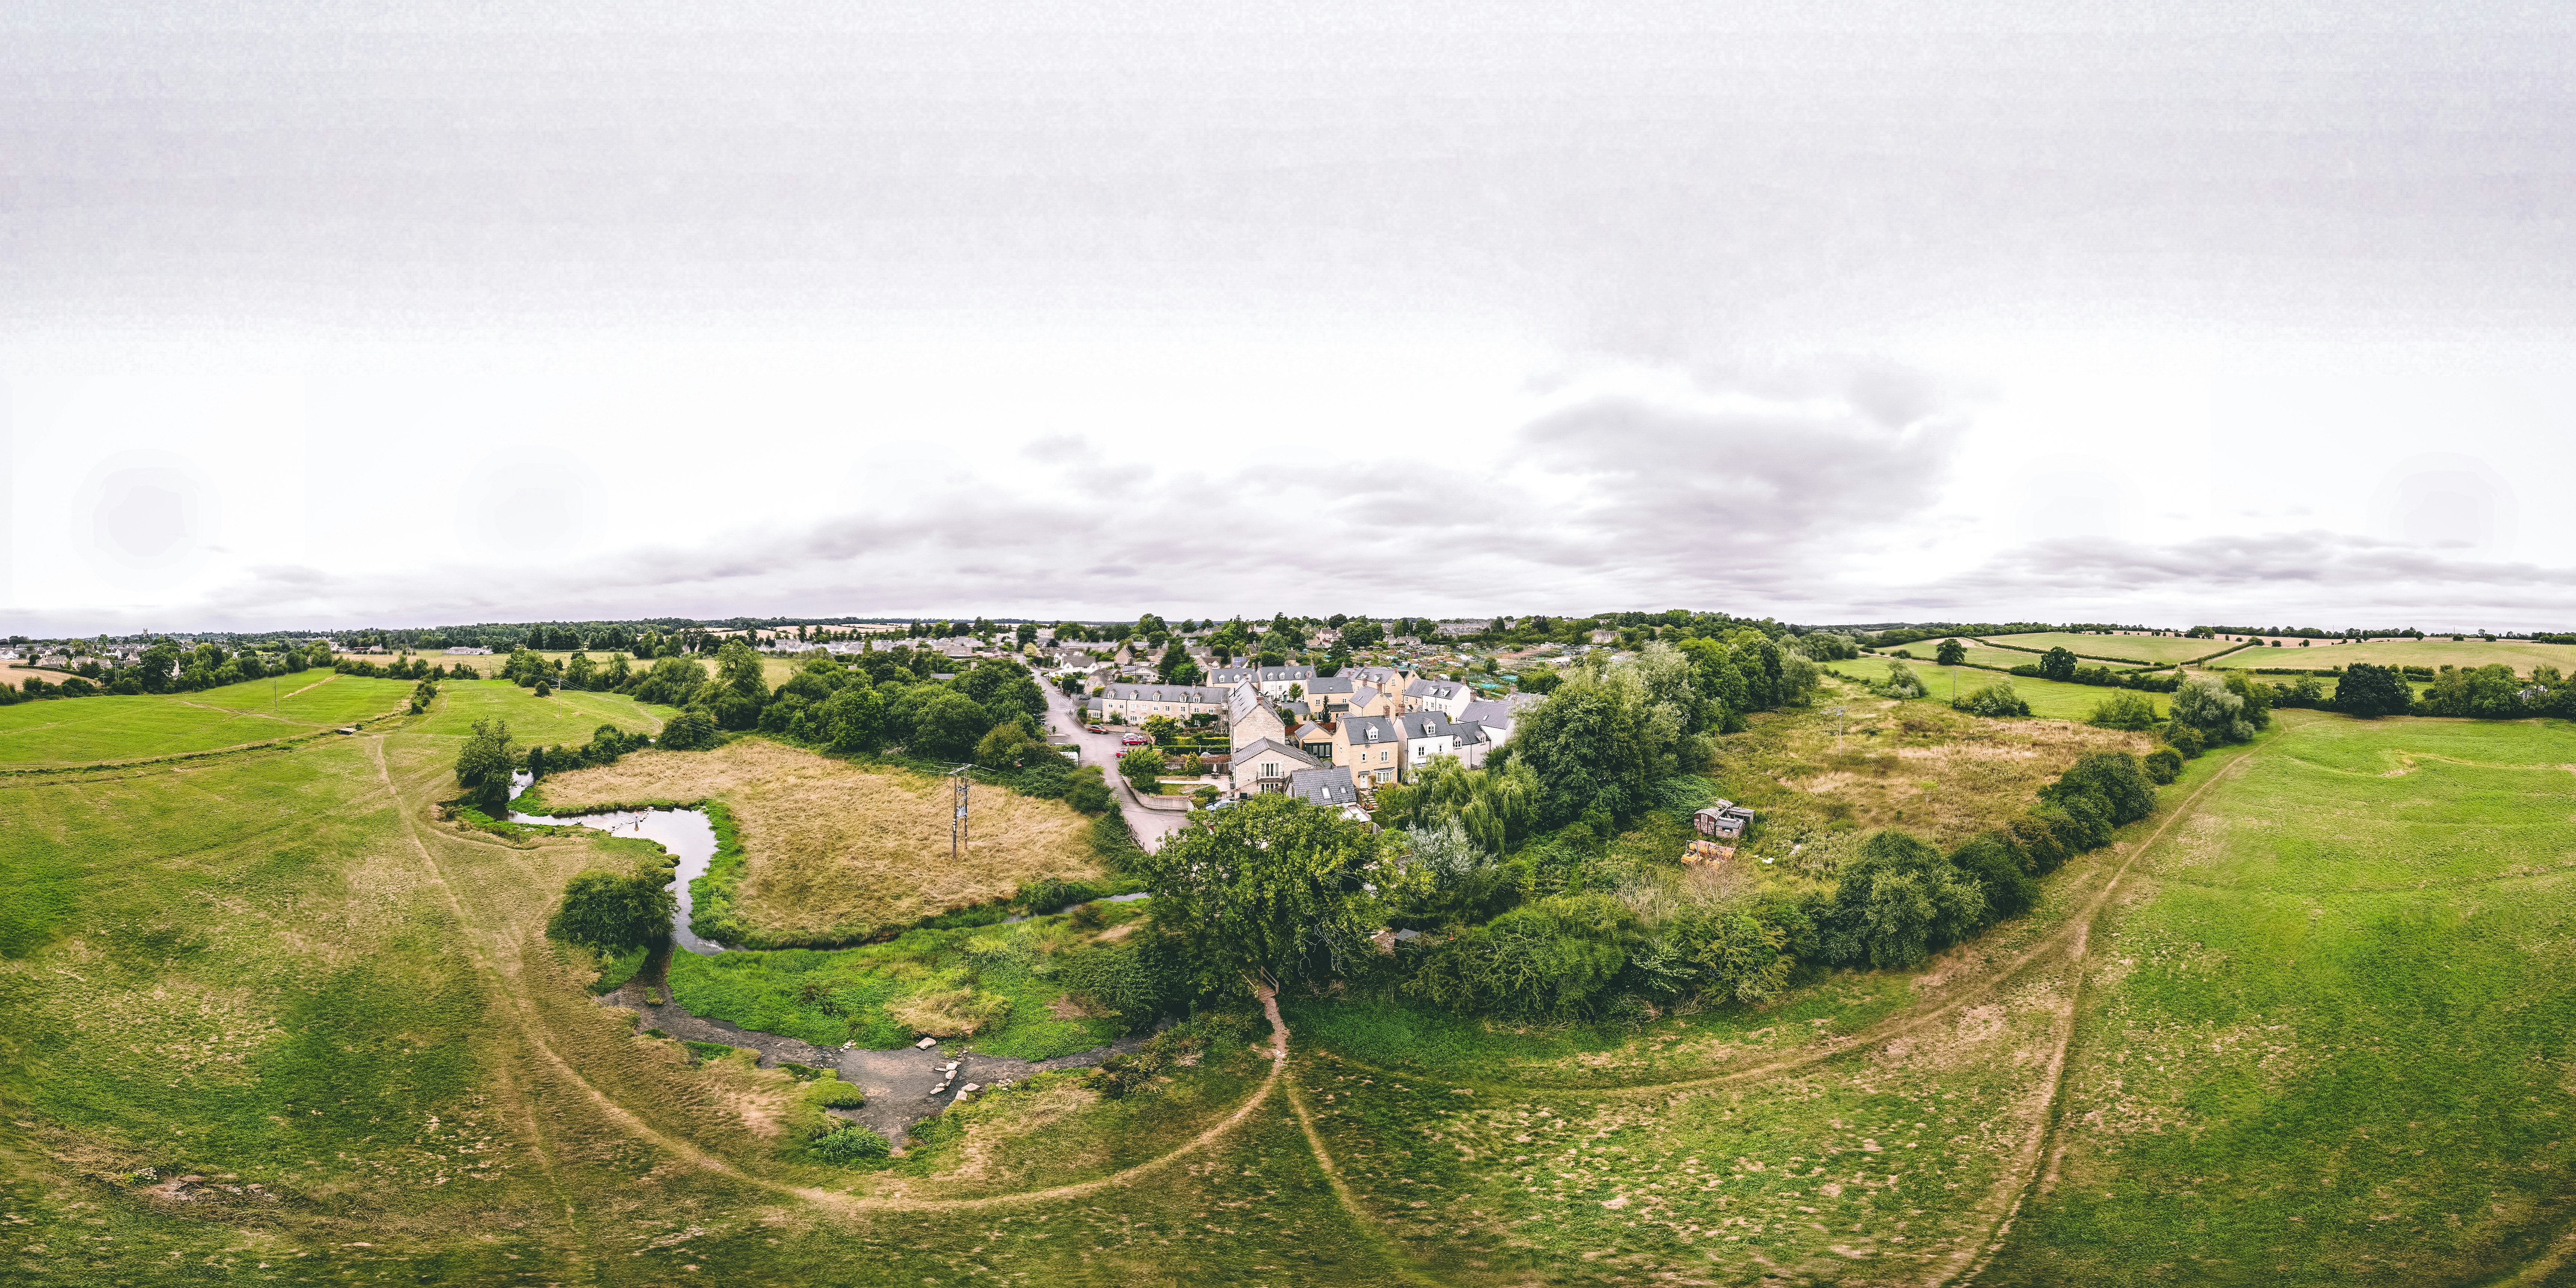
[508,772,729,954]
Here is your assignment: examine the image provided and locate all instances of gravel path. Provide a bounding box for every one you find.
[603,976,1150,1148]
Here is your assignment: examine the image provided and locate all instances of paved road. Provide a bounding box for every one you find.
[1041,683,1192,852]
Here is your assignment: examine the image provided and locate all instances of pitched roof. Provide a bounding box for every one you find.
[1290,721,1329,742]
[1459,697,1522,728]
[1233,738,1320,773]
[1397,711,1461,739]
[1287,765,1361,807]
[1102,684,1225,703]
[1342,715,1401,745]
[1447,719,1490,747]
[1406,677,1472,700]
[1252,665,1317,682]
[1304,676,1355,695]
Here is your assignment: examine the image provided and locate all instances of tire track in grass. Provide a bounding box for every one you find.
[373,732,1294,1216]
[1941,749,2259,1287]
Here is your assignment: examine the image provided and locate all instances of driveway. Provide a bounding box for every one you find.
[1040,683,1192,852]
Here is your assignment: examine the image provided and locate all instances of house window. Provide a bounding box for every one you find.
[1262,762,1278,778]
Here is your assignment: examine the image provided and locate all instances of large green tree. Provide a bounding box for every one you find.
[547,863,676,952]
[2038,646,2079,682]
[1134,794,1387,997]
[453,718,518,814]
[1510,681,1651,829]
[2334,662,2413,718]
[1816,830,1987,970]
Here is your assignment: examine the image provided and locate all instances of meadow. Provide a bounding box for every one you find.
[1873,639,2141,671]
[1829,655,2168,724]
[0,674,416,767]
[2209,635,2576,676]
[1978,631,2232,666]
[2,657,2572,1285]
[531,737,1099,942]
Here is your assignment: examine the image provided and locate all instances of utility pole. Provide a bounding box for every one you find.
[950,766,971,861]
[1830,705,1847,749]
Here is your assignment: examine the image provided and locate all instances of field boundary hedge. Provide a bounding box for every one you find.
[1973,636,2252,667]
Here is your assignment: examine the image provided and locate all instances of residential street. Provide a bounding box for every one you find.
[1041,681,1191,852]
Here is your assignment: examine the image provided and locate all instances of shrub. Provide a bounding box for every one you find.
[2335,661,2413,718]
[1947,834,2037,922]
[807,1125,891,1163]
[547,863,676,953]
[1812,830,1986,970]
[2045,752,2157,827]
[2143,748,2183,784]
[1402,892,1641,1018]
[659,708,721,750]
[1955,680,2031,718]
[813,1084,866,1109]
[776,1061,825,1082]
[2164,723,2205,758]
[453,717,518,815]
[2086,690,2160,731]
[682,1041,738,1063]
[1875,661,1927,700]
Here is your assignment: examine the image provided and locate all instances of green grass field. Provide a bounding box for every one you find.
[0,674,416,767]
[411,677,676,743]
[1876,640,2144,671]
[2209,635,2576,676]
[1978,631,2226,666]
[1829,655,2169,723]
[3,666,2572,1284]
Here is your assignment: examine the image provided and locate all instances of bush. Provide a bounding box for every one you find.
[807,1125,891,1163]
[2143,748,2183,784]
[813,1084,866,1109]
[2086,690,2160,731]
[454,717,517,815]
[2165,724,2205,758]
[2046,752,2157,827]
[1063,766,1115,815]
[1947,834,2037,922]
[2335,662,2413,718]
[1955,680,2031,718]
[547,862,676,953]
[1403,892,1642,1018]
[1875,660,1927,700]
[682,1040,738,1063]
[659,709,721,750]
[1812,830,1986,970]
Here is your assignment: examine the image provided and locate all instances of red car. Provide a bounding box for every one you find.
[1120,733,1149,746]
[1086,724,1109,734]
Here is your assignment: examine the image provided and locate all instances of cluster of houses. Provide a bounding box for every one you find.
[1087,661,1543,816]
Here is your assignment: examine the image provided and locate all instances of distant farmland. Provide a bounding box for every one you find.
[1973,631,2226,666]
[2210,635,2576,676]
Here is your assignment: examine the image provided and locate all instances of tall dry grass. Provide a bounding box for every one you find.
[538,738,1099,937]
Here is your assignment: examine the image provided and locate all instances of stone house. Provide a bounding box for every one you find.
[1229,738,1320,795]
[1089,683,1228,723]
[1404,676,1477,717]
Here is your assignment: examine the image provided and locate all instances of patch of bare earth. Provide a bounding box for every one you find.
[538,738,1099,936]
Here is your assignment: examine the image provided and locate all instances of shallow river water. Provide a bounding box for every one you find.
[508,772,728,954]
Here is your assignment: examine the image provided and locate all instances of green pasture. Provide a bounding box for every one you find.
[0,675,413,767]
[1828,655,2169,722]
[5,661,2573,1285]
[410,677,675,743]
[1981,714,2576,1286]
[1976,631,2224,665]
[1876,638,2141,671]
[2208,635,2576,676]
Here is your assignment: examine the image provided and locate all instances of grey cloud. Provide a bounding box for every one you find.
[1919,531,2576,620]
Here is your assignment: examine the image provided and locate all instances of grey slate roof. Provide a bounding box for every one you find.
[1398,710,1464,739]
[1459,697,1521,730]
[1252,666,1318,683]
[1100,684,1227,704]
[1287,765,1361,807]
[1233,739,1320,775]
[1342,715,1401,746]
[1406,677,1473,702]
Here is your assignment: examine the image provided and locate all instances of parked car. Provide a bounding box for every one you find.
[1087,724,1109,733]
[1120,733,1149,746]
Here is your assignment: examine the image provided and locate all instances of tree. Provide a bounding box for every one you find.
[709,640,769,729]
[975,719,1042,768]
[2039,646,2079,682]
[818,683,885,752]
[1511,681,1650,829]
[454,718,518,815]
[2045,752,2158,827]
[1063,766,1114,814]
[659,708,720,750]
[547,863,675,952]
[2169,675,2251,744]
[1134,794,1387,996]
[1118,744,1166,787]
[1816,831,1987,970]
[2335,662,2412,718]
[1935,638,1967,666]
[909,691,991,761]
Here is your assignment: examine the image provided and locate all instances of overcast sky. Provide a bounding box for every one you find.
[4,1,2573,634]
